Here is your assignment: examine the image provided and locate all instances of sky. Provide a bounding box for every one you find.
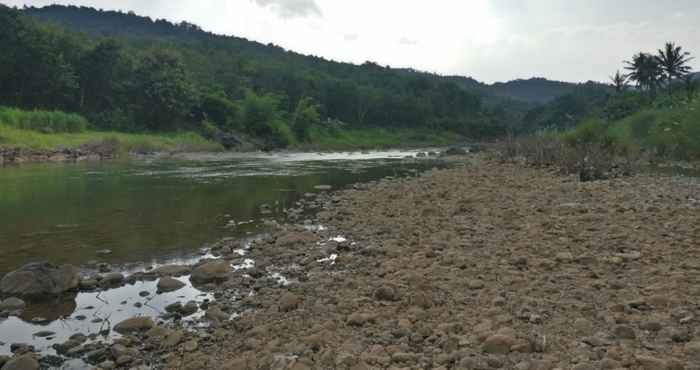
[4,0,699,83]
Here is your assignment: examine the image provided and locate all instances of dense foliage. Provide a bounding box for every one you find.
[527,44,699,162]
[0,5,521,148]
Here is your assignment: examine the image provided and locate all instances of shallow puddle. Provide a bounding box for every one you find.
[0,275,213,357]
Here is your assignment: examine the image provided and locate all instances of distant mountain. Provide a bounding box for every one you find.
[487,78,587,104]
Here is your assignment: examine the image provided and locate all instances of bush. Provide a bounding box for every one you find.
[0,106,88,133]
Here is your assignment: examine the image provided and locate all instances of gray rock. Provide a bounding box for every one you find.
[157,277,186,293]
[180,301,199,316]
[482,334,515,354]
[79,277,98,290]
[467,279,485,290]
[1,354,39,370]
[151,265,191,277]
[373,286,399,301]
[205,306,229,323]
[85,348,108,365]
[190,261,231,284]
[0,262,80,298]
[113,317,155,334]
[99,272,124,287]
[613,325,636,340]
[279,293,302,311]
[0,298,26,312]
[110,344,138,361]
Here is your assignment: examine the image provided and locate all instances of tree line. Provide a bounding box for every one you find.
[612,42,695,97]
[0,5,508,148]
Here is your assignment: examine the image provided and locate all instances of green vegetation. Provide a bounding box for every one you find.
[0,4,517,150]
[570,98,700,160]
[0,124,221,153]
[501,42,697,180]
[0,107,88,133]
[0,106,221,153]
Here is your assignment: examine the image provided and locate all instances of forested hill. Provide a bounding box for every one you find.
[1,4,606,148]
[22,5,596,105]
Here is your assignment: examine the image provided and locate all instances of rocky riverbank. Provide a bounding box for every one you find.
[161,157,700,369]
[0,145,117,165]
[3,156,700,369]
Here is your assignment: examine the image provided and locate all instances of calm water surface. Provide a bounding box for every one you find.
[0,150,445,274]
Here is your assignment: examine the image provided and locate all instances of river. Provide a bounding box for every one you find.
[0,149,449,364]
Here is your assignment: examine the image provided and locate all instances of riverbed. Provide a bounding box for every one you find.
[0,149,450,366]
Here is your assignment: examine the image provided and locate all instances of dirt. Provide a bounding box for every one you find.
[138,156,698,369]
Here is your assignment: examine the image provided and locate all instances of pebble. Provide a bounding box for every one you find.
[482,334,515,354]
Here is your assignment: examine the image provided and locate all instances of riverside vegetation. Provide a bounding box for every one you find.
[1,5,626,159]
[499,43,698,180]
[0,4,509,156]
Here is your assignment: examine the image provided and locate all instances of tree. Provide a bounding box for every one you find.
[656,42,694,83]
[291,97,320,142]
[609,70,628,93]
[624,53,663,95]
[134,50,197,131]
[78,39,131,114]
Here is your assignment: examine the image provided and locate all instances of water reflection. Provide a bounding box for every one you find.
[0,275,213,356]
[0,150,445,274]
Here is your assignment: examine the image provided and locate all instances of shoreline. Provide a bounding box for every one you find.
[162,156,700,369]
[3,156,700,368]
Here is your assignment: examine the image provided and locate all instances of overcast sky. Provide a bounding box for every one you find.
[4,0,699,83]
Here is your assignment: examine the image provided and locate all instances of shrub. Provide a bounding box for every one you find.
[0,107,88,133]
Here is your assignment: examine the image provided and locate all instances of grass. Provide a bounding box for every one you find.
[0,125,222,153]
[563,97,700,161]
[0,106,223,154]
[302,127,461,150]
[0,106,88,133]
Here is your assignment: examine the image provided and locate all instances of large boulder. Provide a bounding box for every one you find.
[190,261,231,284]
[157,277,186,293]
[0,262,80,298]
[113,317,155,334]
[1,354,39,370]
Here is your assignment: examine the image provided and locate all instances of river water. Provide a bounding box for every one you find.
[0,150,446,274]
[0,149,449,363]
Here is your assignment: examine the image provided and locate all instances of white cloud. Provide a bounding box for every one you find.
[252,0,321,19]
[4,0,700,83]
[398,37,418,46]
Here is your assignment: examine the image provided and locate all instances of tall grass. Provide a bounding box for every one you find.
[0,124,222,152]
[0,107,89,133]
[0,106,222,153]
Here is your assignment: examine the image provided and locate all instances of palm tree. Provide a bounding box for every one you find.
[624,53,663,94]
[609,70,628,93]
[656,42,694,84]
